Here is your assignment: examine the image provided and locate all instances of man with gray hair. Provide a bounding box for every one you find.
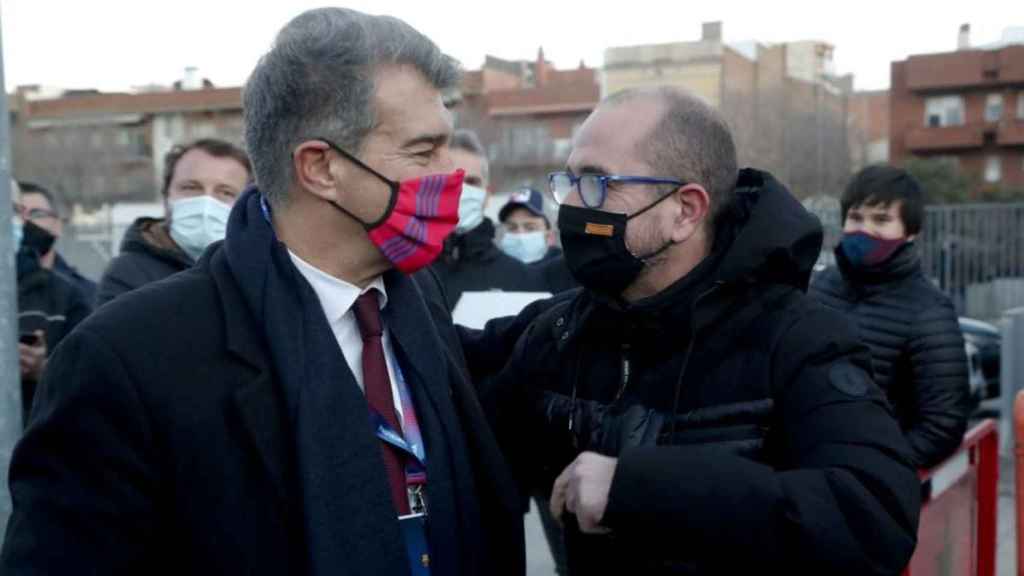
[429,129,540,311]
[466,86,921,574]
[2,8,524,576]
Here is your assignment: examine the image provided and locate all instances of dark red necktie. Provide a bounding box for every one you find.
[353,290,410,515]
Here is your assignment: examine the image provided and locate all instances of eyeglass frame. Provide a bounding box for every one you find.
[547,171,687,209]
[12,202,60,222]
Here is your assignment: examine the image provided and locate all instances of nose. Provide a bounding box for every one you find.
[436,147,455,173]
[564,186,584,208]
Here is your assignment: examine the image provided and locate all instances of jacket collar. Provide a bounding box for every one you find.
[442,218,499,263]
[834,241,921,293]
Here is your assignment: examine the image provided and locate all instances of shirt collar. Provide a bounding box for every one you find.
[287,250,388,323]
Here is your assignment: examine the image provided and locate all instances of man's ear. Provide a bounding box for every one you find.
[669,184,710,244]
[293,141,341,202]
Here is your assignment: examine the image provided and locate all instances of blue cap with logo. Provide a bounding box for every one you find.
[499,187,546,222]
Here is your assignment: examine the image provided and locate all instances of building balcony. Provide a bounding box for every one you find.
[998,120,1024,147]
[905,124,984,152]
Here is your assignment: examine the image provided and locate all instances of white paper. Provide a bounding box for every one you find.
[452,291,552,330]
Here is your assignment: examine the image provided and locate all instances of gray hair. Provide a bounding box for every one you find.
[603,87,738,229]
[450,129,489,182]
[243,8,461,204]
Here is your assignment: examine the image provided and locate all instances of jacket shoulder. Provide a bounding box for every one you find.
[808,266,844,295]
[84,264,222,354]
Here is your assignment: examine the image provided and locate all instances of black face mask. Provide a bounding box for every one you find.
[20,220,57,258]
[558,192,674,298]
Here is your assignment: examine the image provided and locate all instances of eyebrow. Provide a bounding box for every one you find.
[574,164,612,176]
[401,132,450,150]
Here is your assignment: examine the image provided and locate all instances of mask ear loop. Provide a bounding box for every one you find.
[307,137,401,230]
[624,186,684,262]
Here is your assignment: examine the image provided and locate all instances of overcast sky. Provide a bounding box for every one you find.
[2,0,1019,94]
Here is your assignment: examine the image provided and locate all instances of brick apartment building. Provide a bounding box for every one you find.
[453,49,600,196]
[890,26,1024,190]
[11,73,243,206]
[848,90,890,169]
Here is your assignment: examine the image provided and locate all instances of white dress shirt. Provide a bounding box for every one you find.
[289,251,405,425]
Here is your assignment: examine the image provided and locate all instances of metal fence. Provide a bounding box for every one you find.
[919,204,1024,320]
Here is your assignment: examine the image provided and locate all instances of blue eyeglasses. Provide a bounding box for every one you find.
[548,171,685,209]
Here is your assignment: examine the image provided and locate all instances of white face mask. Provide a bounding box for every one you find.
[455,184,487,234]
[499,230,548,264]
[169,195,232,261]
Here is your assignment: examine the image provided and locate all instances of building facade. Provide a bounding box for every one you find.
[890,30,1024,191]
[11,83,243,206]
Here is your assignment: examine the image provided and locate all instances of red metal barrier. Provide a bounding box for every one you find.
[903,419,999,576]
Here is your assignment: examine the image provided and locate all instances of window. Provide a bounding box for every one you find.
[924,95,965,127]
[90,131,104,148]
[117,130,131,148]
[985,94,1004,123]
[984,156,1001,183]
[1018,93,1024,119]
[190,123,216,139]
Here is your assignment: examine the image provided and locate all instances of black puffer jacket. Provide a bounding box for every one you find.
[809,244,970,469]
[471,169,920,575]
[96,217,193,307]
[429,218,543,311]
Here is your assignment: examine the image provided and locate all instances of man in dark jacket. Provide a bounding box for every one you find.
[96,138,251,306]
[429,130,541,310]
[810,165,970,469]
[2,8,524,576]
[466,87,920,575]
[17,181,97,305]
[12,183,90,425]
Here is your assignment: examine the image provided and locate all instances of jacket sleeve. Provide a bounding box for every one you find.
[602,307,920,575]
[903,297,970,469]
[456,289,579,386]
[1,328,159,575]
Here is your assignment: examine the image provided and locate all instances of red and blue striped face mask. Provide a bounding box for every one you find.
[316,138,464,274]
[839,231,907,268]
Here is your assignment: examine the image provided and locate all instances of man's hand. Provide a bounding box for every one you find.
[19,331,47,381]
[550,451,617,534]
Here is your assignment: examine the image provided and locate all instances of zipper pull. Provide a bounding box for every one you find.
[615,344,631,403]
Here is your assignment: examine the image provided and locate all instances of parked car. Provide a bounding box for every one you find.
[959,317,1001,403]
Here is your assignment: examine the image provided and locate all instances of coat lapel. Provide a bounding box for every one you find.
[209,250,293,503]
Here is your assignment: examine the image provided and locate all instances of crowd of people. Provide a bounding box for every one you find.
[3,7,971,575]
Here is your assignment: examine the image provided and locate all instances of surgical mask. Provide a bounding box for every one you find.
[500,230,548,264]
[839,231,908,269]
[455,184,487,234]
[558,192,675,298]
[317,138,464,274]
[169,195,232,261]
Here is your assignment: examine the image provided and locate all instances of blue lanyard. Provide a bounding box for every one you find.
[370,352,427,485]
